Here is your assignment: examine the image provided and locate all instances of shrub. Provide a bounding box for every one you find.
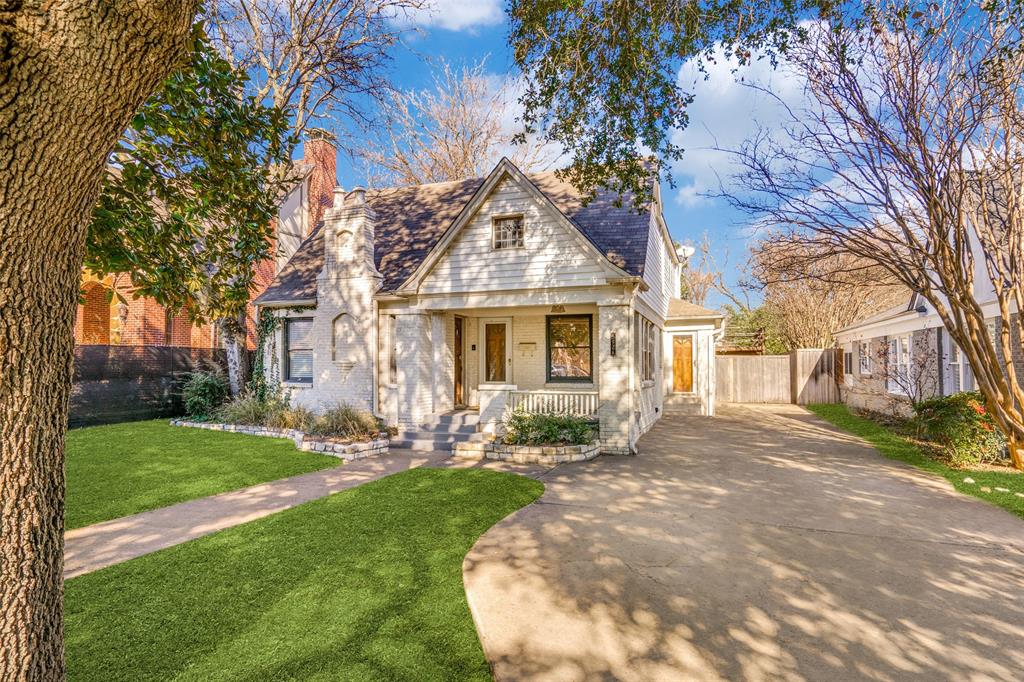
[912,391,1007,467]
[307,404,381,440]
[182,370,229,418]
[503,411,596,446]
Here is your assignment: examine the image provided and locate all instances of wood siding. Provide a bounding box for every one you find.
[638,213,673,317]
[420,176,610,294]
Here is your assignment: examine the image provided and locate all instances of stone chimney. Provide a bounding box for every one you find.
[304,135,337,230]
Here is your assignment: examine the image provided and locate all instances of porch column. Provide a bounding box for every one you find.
[598,303,636,454]
[431,312,453,414]
[395,312,432,427]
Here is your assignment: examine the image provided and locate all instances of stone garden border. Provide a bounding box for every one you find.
[453,440,600,465]
[171,420,389,461]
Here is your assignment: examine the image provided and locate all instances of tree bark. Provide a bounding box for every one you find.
[220,312,250,397]
[0,3,196,679]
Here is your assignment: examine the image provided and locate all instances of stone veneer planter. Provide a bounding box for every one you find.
[452,440,600,465]
[171,420,388,461]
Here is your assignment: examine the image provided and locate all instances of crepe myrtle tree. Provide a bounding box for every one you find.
[508,0,839,206]
[86,37,295,395]
[721,0,1024,468]
[1,3,199,678]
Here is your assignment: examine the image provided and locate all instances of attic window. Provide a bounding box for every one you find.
[492,215,524,250]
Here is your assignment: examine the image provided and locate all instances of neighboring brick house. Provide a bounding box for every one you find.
[73,138,336,351]
[74,272,219,348]
[835,292,1020,416]
[254,151,724,454]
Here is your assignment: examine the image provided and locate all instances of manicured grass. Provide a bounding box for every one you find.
[67,420,341,529]
[65,468,544,682]
[808,403,1024,520]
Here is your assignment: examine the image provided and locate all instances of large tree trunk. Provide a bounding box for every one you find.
[0,3,196,679]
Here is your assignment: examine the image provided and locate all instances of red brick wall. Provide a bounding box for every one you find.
[304,137,336,229]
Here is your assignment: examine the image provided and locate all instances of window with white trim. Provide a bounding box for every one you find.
[858,340,872,375]
[284,318,313,383]
[886,335,911,395]
[492,215,524,250]
[639,317,656,382]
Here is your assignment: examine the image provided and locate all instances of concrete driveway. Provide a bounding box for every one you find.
[463,404,1024,681]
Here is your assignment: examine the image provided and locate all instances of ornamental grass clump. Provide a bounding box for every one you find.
[912,391,1007,467]
[503,411,596,446]
[306,403,382,441]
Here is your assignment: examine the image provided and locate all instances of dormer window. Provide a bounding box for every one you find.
[492,215,524,250]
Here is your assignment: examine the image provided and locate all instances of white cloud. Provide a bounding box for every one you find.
[671,47,808,208]
[404,0,504,32]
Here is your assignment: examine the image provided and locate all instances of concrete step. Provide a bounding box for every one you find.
[418,412,480,429]
[413,422,479,435]
[391,429,488,452]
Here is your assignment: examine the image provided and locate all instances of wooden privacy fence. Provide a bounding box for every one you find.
[716,349,841,405]
[71,345,227,427]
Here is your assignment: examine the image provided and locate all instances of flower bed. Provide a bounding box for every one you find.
[171,420,389,461]
[453,440,600,465]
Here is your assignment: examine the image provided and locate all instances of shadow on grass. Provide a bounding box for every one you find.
[807,403,1024,520]
[65,468,543,681]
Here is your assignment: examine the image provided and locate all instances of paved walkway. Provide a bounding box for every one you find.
[463,404,1024,681]
[64,450,448,579]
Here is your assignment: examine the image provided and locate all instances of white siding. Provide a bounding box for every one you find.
[420,176,610,294]
[638,213,674,318]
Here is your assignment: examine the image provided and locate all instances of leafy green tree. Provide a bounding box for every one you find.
[508,0,835,204]
[87,37,294,331]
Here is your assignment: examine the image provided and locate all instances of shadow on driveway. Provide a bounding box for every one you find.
[463,403,1024,681]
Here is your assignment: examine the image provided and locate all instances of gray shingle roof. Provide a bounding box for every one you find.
[254,170,652,305]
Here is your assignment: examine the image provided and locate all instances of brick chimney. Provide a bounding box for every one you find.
[304,135,337,229]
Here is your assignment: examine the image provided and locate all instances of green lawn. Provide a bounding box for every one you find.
[65,467,543,681]
[808,403,1024,520]
[67,420,341,529]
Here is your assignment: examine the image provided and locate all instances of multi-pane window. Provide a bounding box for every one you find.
[641,318,656,382]
[858,340,872,375]
[547,315,593,382]
[844,348,853,376]
[492,215,524,250]
[886,335,911,395]
[284,318,313,383]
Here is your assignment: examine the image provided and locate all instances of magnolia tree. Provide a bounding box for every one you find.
[723,1,1024,468]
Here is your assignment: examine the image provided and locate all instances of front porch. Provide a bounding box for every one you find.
[379,301,639,454]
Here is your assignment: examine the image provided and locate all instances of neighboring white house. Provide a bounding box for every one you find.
[254,152,724,454]
[835,291,1018,415]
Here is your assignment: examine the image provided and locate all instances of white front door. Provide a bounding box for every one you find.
[480,318,512,384]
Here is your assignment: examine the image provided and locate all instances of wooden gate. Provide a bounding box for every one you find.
[715,349,841,405]
[716,355,792,403]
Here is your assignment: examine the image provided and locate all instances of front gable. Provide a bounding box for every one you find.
[412,162,629,295]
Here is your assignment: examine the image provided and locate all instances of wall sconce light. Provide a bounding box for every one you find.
[610,332,617,357]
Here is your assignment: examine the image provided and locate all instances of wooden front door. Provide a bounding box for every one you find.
[482,319,511,383]
[454,317,465,406]
[673,335,694,393]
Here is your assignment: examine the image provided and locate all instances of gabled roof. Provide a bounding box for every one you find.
[255,161,653,305]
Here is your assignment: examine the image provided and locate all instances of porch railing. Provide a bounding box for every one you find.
[508,390,600,419]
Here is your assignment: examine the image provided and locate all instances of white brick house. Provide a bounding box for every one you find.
[255,154,723,454]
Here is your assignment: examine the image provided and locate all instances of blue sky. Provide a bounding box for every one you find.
[321,1,806,308]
